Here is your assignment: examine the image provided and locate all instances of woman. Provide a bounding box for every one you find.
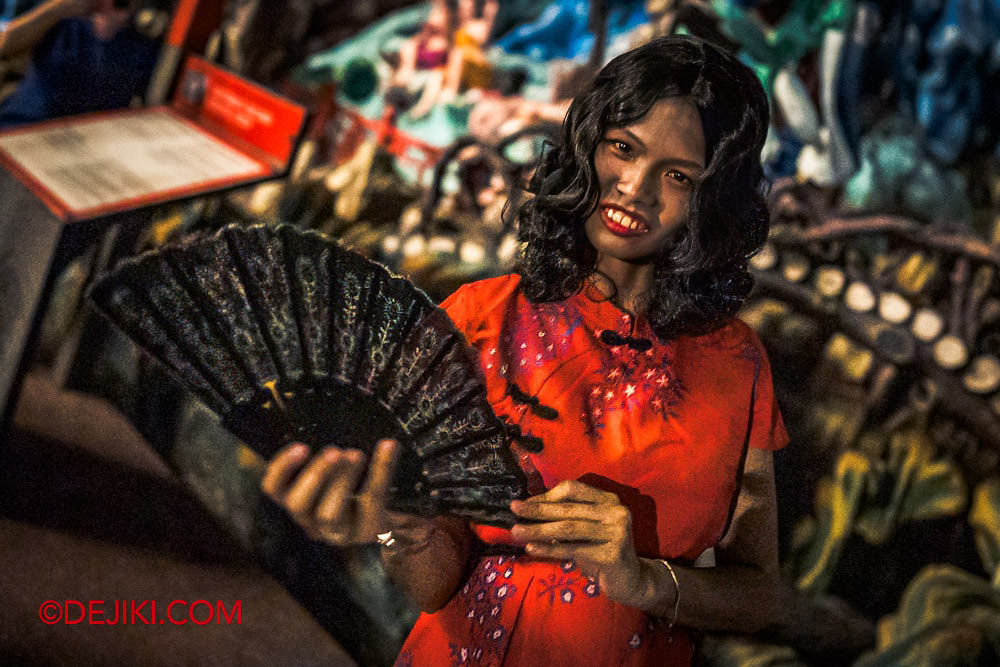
[262,36,787,666]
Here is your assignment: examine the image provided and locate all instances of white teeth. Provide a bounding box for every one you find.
[605,208,645,232]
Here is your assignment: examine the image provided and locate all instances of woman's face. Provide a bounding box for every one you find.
[584,97,706,264]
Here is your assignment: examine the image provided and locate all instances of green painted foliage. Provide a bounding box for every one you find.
[969,479,1000,577]
[793,431,967,594]
[855,565,1000,667]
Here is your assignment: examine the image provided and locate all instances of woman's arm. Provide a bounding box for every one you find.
[638,447,781,633]
[379,515,472,613]
[261,439,471,614]
[0,0,95,59]
[510,447,781,634]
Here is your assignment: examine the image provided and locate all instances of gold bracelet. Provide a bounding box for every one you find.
[654,558,680,635]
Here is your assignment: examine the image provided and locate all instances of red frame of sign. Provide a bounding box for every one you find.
[0,57,307,223]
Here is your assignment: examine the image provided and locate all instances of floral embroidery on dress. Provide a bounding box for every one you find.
[536,561,601,606]
[626,616,667,651]
[509,303,585,370]
[448,556,520,665]
[582,342,688,435]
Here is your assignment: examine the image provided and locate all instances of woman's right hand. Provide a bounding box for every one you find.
[261,438,427,548]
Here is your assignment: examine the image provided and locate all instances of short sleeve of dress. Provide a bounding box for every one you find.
[440,283,477,341]
[748,331,790,452]
[439,274,522,348]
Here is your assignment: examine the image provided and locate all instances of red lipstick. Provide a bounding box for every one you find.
[599,204,649,237]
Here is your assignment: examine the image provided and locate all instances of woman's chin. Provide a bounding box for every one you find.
[585,225,662,264]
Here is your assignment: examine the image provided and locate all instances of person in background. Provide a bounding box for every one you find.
[0,0,160,128]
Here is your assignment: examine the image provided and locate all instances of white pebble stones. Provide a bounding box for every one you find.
[878,292,912,324]
[750,243,779,271]
[933,335,969,370]
[814,266,846,298]
[781,252,810,283]
[963,356,1000,395]
[911,308,945,342]
[845,281,877,312]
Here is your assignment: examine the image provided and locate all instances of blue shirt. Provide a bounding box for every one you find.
[0,17,159,128]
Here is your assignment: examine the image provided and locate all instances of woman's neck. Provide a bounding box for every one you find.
[591,255,656,315]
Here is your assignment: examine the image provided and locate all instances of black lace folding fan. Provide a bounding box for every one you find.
[88,223,526,526]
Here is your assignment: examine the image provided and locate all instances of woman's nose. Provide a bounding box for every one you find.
[615,165,657,205]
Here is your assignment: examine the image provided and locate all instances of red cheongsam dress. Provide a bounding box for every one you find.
[396,274,789,667]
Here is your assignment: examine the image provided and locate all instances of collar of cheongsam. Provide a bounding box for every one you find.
[571,281,658,349]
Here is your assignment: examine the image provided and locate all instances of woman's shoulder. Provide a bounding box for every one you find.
[440,273,523,336]
[443,273,522,302]
[678,316,767,361]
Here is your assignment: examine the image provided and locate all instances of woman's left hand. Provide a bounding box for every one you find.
[510,480,651,609]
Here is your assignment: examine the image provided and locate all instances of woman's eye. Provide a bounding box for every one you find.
[665,170,690,184]
[609,140,631,154]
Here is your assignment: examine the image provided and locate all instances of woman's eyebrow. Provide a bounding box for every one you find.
[664,156,705,171]
[619,128,647,149]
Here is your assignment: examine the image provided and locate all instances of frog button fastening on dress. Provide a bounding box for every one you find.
[506,380,559,420]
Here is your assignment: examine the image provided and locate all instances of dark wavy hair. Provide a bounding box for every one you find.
[515,35,771,340]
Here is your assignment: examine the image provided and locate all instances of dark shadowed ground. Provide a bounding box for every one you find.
[1,370,356,666]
